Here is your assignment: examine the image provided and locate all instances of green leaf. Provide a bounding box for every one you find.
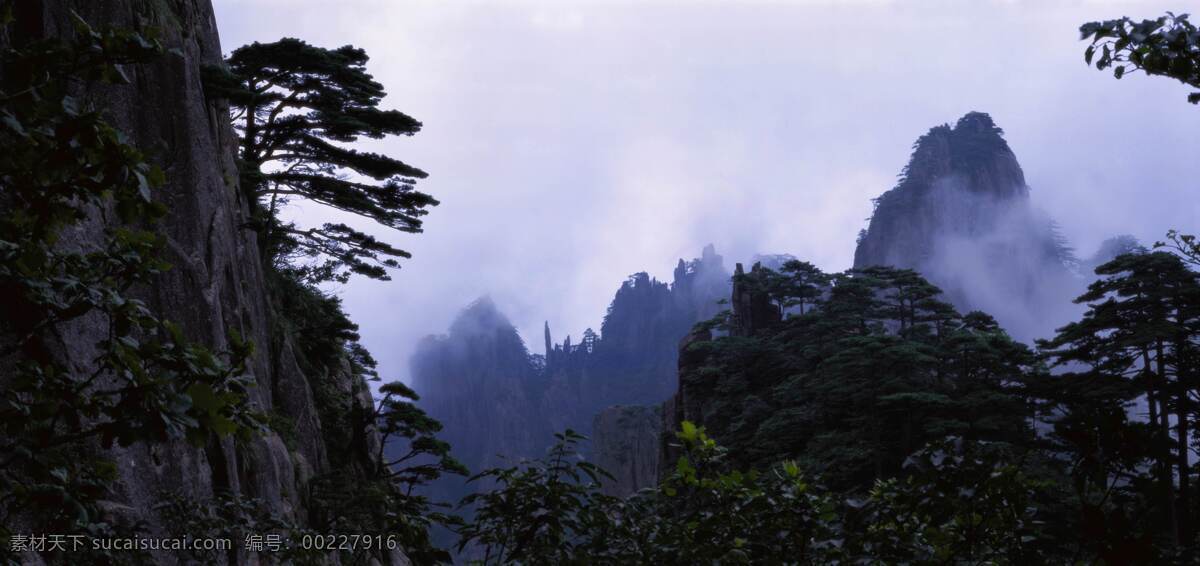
[187,383,220,412]
[210,415,238,436]
[676,456,695,479]
[146,165,166,187]
[679,420,698,442]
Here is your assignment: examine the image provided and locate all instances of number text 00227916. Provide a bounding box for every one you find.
[294,534,400,552]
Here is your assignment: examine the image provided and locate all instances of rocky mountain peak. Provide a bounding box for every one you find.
[898,111,1026,201]
[672,244,725,286]
[449,296,516,338]
[853,112,1078,340]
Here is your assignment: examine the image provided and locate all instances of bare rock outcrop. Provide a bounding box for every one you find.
[730,262,781,337]
[592,405,662,497]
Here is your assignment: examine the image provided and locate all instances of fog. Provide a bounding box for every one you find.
[213,0,1200,384]
[919,176,1084,342]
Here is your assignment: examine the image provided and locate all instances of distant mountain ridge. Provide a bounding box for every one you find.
[408,246,730,500]
[543,244,730,407]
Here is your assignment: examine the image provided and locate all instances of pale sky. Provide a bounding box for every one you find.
[213,0,1199,384]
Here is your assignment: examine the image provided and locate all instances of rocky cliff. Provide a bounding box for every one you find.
[592,405,662,497]
[853,112,1079,340]
[729,262,782,337]
[5,3,401,564]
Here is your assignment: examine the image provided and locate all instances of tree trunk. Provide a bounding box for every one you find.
[1177,383,1191,544]
[1156,341,1181,545]
[1144,348,1176,542]
[1174,330,1195,546]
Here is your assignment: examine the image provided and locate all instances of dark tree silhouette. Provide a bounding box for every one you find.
[1041,252,1200,544]
[206,38,437,282]
[1081,12,1199,104]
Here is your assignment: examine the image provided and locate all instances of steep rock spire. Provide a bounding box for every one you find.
[729,262,781,337]
[851,111,1079,340]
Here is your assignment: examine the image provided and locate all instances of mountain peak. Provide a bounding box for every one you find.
[449,295,515,336]
[954,111,1002,136]
[857,112,1037,271]
[853,112,1077,339]
[899,111,1023,197]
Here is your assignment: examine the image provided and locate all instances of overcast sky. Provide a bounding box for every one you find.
[213,0,1199,384]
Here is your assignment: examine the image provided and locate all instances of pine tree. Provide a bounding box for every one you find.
[1041,252,1200,544]
[772,260,830,316]
[686,263,1035,490]
[205,38,437,282]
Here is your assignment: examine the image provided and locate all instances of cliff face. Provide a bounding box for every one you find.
[729,262,782,338]
[592,405,662,497]
[410,246,729,502]
[8,3,399,564]
[853,112,1078,340]
[657,328,711,483]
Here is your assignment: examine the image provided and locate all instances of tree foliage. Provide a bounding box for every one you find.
[159,490,325,565]
[681,264,1037,489]
[456,253,1200,563]
[205,37,437,283]
[1081,12,1200,103]
[457,430,619,564]
[1076,14,1200,552]
[1039,251,1200,550]
[369,380,468,564]
[458,424,1061,565]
